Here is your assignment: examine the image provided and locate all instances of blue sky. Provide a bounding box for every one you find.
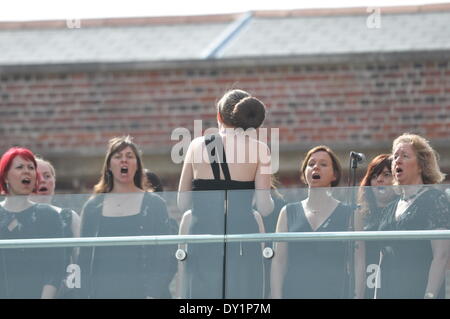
[1,0,449,21]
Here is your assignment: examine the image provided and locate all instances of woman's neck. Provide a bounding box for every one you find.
[111,183,142,194]
[218,121,236,133]
[30,194,53,204]
[306,187,334,209]
[401,183,426,201]
[2,195,34,212]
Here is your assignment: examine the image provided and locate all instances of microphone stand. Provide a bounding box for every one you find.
[346,154,360,299]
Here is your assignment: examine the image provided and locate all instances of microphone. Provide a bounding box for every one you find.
[350,151,366,163]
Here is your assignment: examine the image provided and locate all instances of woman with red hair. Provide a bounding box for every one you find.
[0,147,64,298]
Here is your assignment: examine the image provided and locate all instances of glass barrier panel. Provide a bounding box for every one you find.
[0,193,84,298]
[260,187,352,299]
[0,192,183,299]
[255,185,449,299]
[175,189,226,299]
[355,184,450,299]
[223,189,265,298]
[1,184,449,299]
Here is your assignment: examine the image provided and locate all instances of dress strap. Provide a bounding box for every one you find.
[286,202,304,232]
[205,135,221,180]
[205,134,231,181]
[214,135,231,181]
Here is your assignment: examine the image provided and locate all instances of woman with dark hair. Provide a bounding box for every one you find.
[376,133,450,299]
[177,89,274,298]
[144,169,164,192]
[271,145,351,299]
[0,147,64,298]
[78,136,176,298]
[354,154,397,299]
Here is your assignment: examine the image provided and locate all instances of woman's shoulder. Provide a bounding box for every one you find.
[31,203,62,224]
[81,194,104,216]
[190,135,207,148]
[140,193,171,232]
[33,202,59,216]
[421,187,447,201]
[284,201,303,218]
[143,191,166,205]
[58,206,76,221]
[407,187,450,230]
[331,201,353,222]
[412,187,448,213]
[142,192,168,216]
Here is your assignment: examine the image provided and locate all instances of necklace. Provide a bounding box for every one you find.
[401,186,426,202]
[106,195,123,207]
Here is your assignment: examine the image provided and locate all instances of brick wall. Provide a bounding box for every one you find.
[1,59,450,190]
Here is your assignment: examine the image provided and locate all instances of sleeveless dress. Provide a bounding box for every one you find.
[283,201,351,298]
[0,203,65,298]
[79,192,176,299]
[184,134,265,299]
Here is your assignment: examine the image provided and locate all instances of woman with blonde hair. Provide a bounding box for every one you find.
[32,157,82,298]
[33,157,81,242]
[377,133,450,298]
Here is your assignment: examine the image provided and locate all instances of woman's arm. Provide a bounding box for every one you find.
[354,208,366,299]
[424,237,450,298]
[270,206,288,299]
[253,210,266,251]
[254,141,274,217]
[424,193,450,298]
[71,211,81,261]
[175,211,192,299]
[71,211,81,238]
[178,141,195,214]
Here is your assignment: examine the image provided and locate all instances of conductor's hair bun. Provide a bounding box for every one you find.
[218,89,266,130]
[231,97,265,130]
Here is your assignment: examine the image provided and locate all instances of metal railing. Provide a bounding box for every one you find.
[1,230,450,249]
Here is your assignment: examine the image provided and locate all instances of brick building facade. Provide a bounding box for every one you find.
[1,4,450,191]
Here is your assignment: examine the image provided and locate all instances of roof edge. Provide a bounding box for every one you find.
[2,2,450,30]
[0,12,241,30]
[254,3,450,18]
[2,50,450,74]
